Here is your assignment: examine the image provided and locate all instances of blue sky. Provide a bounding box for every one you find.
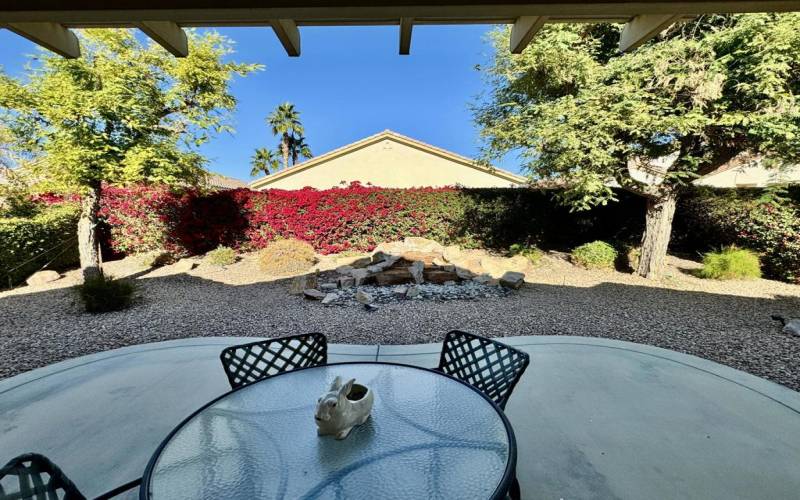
[0,24,522,181]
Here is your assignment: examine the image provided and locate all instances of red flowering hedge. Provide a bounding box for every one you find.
[99,183,473,256]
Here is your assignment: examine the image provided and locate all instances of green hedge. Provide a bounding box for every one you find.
[0,204,80,287]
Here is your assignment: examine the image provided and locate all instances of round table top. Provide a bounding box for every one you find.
[142,362,515,500]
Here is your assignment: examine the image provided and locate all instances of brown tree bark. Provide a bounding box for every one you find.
[77,180,102,282]
[280,133,290,170]
[636,191,678,279]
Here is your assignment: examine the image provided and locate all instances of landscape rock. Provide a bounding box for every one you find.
[499,271,525,289]
[140,250,174,268]
[303,289,326,300]
[321,292,339,305]
[405,285,421,298]
[337,276,355,289]
[409,261,425,284]
[349,268,373,286]
[472,274,497,285]
[393,285,408,296]
[335,265,354,274]
[401,251,440,265]
[783,319,800,338]
[375,268,414,286]
[355,290,374,304]
[173,258,198,273]
[403,237,444,254]
[455,267,476,280]
[442,245,462,263]
[289,274,318,295]
[424,269,460,284]
[320,283,338,292]
[26,270,61,286]
[372,241,407,257]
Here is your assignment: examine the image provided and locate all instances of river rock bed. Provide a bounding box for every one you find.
[321,282,512,307]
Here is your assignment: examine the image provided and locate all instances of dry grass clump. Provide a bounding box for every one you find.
[259,238,318,276]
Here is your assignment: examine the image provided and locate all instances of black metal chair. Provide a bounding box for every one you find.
[0,453,85,500]
[220,333,328,389]
[436,330,530,410]
[0,453,141,500]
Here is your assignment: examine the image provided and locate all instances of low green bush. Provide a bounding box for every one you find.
[509,243,544,265]
[0,203,79,287]
[205,246,237,266]
[698,247,761,280]
[77,274,136,313]
[571,241,618,269]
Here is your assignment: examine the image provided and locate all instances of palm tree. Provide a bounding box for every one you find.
[267,102,303,170]
[289,134,312,165]
[250,148,280,177]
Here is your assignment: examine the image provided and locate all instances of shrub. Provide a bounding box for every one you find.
[205,246,237,266]
[259,238,318,276]
[77,274,136,313]
[571,241,618,269]
[0,203,80,287]
[509,243,543,265]
[698,247,761,280]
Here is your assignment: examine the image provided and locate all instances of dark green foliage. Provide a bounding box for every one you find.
[674,188,800,283]
[0,204,79,287]
[77,274,136,313]
[699,247,762,280]
[571,241,618,269]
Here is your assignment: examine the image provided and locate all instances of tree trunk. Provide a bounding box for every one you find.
[77,181,102,282]
[281,134,290,170]
[636,191,678,279]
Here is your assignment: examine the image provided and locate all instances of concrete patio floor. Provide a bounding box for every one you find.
[1,336,799,499]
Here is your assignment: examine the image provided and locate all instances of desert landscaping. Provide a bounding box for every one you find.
[2,237,799,391]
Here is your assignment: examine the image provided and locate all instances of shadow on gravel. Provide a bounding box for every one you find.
[0,272,799,390]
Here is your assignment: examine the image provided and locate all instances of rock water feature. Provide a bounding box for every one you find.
[296,238,531,308]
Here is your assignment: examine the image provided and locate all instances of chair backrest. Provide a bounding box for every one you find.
[220,333,328,389]
[0,453,86,500]
[437,330,530,410]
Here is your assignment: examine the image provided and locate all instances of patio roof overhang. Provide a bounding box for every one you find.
[1,1,799,58]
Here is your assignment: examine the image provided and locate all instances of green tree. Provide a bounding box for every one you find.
[250,147,281,177]
[267,102,304,170]
[475,14,800,278]
[289,133,312,165]
[0,29,259,280]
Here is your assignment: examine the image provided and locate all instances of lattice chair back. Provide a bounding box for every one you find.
[436,330,530,410]
[0,453,86,500]
[220,333,328,389]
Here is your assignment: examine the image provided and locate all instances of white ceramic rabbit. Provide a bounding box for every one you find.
[314,376,374,440]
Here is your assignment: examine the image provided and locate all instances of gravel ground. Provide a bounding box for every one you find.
[1,252,799,391]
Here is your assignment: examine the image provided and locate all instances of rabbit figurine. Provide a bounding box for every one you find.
[314,376,374,440]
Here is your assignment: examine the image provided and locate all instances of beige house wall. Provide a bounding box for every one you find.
[251,134,525,190]
[695,164,800,188]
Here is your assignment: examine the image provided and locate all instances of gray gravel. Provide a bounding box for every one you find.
[1,253,799,391]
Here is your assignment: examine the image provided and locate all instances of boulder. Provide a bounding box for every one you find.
[481,255,530,278]
[290,274,318,295]
[349,256,373,269]
[355,290,374,304]
[173,258,198,273]
[393,285,409,296]
[424,269,460,284]
[403,237,444,254]
[374,268,414,286]
[499,271,525,289]
[455,267,476,280]
[321,292,339,305]
[409,261,425,284]
[320,283,338,292]
[335,265,354,275]
[337,276,355,289]
[26,270,61,286]
[401,251,441,265]
[472,274,498,286]
[372,241,406,257]
[303,289,326,300]
[442,245,462,263]
[349,268,373,286]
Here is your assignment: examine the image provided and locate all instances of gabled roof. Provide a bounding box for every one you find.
[249,130,528,189]
[206,173,247,190]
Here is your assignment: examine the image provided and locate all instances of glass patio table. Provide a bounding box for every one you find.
[140,362,517,500]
